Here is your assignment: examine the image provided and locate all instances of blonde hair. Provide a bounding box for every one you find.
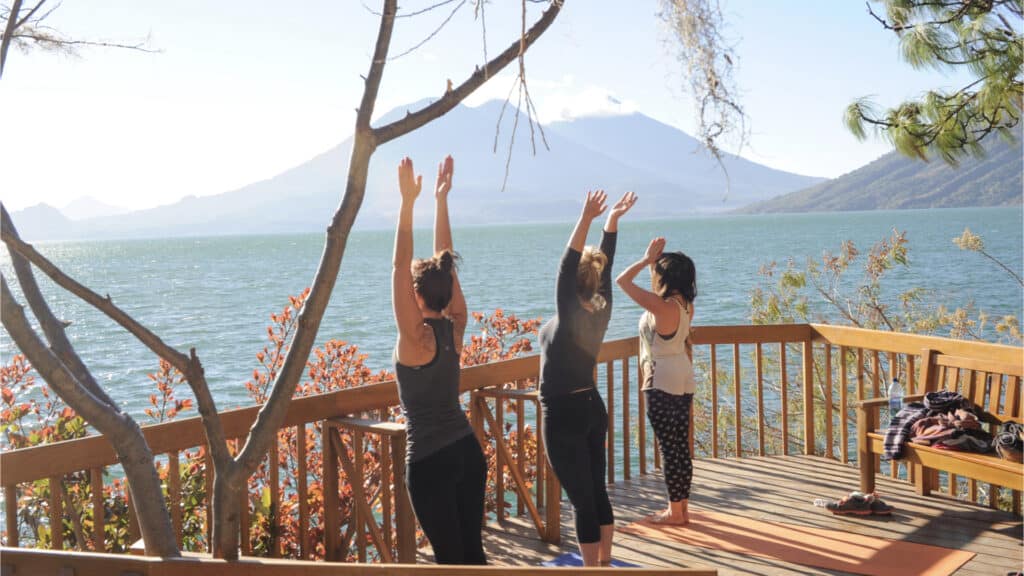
[577,246,608,311]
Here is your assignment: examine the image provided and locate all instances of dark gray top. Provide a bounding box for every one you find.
[539,230,617,400]
[394,317,473,463]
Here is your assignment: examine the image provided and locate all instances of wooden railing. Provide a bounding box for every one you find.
[0,547,716,575]
[1,324,1021,565]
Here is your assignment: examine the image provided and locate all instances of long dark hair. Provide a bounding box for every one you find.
[653,251,696,303]
[412,249,459,312]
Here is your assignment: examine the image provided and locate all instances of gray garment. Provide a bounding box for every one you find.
[395,317,473,463]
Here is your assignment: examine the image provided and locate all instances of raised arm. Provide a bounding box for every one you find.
[557,190,607,317]
[598,191,637,304]
[616,237,680,335]
[392,157,430,364]
[433,155,467,352]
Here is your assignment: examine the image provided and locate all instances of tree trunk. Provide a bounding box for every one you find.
[211,462,243,560]
[113,432,180,557]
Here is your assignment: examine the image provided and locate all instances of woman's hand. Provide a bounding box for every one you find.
[645,237,666,264]
[604,190,637,232]
[608,190,637,222]
[581,189,608,221]
[435,155,454,199]
[398,157,422,203]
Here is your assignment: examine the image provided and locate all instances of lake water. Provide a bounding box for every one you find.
[1,207,1021,419]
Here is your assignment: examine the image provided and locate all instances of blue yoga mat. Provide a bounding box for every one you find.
[541,552,640,567]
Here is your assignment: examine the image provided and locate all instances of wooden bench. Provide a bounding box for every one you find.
[857,348,1023,505]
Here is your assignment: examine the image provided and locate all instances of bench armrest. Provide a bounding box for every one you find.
[855,394,925,412]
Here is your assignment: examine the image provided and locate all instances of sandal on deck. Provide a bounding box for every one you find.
[825,492,873,516]
[867,492,893,516]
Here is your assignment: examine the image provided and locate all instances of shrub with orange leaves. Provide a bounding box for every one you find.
[2,293,544,561]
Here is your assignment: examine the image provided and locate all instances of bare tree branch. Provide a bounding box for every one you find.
[389,0,466,61]
[1,0,156,79]
[0,0,25,78]
[5,221,118,410]
[371,0,562,145]
[362,0,461,19]
[0,275,179,557]
[0,204,232,467]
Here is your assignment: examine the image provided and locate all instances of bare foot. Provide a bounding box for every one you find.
[647,509,689,526]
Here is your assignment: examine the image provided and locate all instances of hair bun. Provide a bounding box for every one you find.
[437,249,459,273]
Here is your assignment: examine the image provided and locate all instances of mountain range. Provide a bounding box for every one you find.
[9,100,824,241]
[738,127,1023,213]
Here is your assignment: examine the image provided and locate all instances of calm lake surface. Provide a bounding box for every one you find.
[2,207,1021,419]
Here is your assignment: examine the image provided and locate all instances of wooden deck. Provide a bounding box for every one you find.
[469,455,1022,575]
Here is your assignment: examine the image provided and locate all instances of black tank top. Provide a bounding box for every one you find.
[394,317,473,462]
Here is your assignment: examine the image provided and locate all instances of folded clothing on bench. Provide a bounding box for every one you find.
[910,409,993,452]
[995,421,1023,462]
[883,391,981,459]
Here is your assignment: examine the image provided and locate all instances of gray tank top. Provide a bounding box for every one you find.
[394,317,473,463]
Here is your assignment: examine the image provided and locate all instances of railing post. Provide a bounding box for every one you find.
[321,420,339,561]
[5,484,18,548]
[48,475,62,545]
[802,341,815,456]
[392,434,415,563]
[857,401,875,494]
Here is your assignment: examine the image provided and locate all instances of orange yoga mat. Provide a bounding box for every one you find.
[619,510,975,576]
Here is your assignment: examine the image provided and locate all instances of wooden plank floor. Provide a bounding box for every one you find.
[461,455,1022,575]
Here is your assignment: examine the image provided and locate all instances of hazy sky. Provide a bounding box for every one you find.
[2,1,974,212]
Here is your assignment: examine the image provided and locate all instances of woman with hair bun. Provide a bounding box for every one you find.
[616,237,698,525]
[540,189,637,567]
[392,155,486,564]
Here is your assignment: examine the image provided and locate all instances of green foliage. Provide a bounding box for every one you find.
[847,0,1023,164]
[740,127,1022,213]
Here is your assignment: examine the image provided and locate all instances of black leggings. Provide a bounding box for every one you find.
[542,388,614,544]
[645,389,693,501]
[406,433,488,565]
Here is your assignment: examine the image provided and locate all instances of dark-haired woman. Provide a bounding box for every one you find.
[392,155,486,564]
[616,237,697,525]
[540,189,637,567]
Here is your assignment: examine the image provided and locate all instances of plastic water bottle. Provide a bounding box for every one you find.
[887,377,904,422]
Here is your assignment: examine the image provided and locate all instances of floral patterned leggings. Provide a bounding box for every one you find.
[645,389,694,501]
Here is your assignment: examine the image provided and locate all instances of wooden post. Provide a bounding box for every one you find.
[495,396,505,521]
[606,362,615,484]
[638,357,647,473]
[392,434,416,563]
[780,342,789,456]
[839,346,849,464]
[353,431,366,563]
[858,404,874,494]
[824,345,833,460]
[47,473,63,549]
[733,343,742,458]
[322,421,339,561]
[622,357,631,481]
[5,484,18,547]
[167,453,182,549]
[755,343,765,457]
[710,344,718,458]
[802,341,815,456]
[269,442,280,558]
[297,424,309,560]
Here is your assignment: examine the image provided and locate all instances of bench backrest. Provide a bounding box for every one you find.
[920,348,1023,424]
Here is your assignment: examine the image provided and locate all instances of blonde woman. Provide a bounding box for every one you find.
[540,189,637,566]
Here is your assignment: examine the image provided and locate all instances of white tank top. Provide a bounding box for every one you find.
[639,299,696,395]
